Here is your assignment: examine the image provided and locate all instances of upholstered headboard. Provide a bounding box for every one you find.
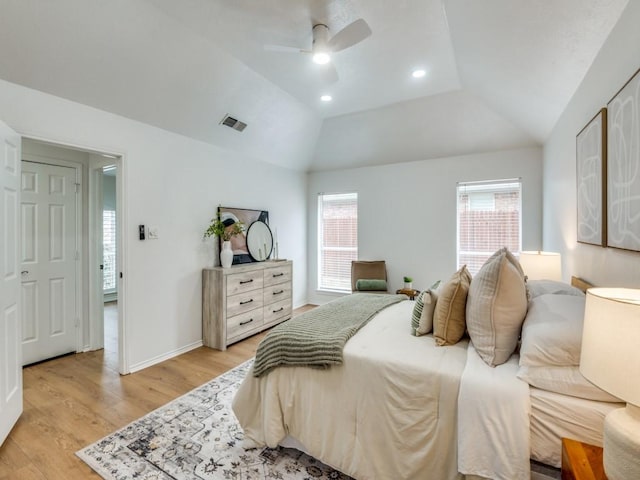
[571,276,594,293]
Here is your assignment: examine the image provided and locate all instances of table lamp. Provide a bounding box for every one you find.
[580,288,640,480]
[518,251,562,281]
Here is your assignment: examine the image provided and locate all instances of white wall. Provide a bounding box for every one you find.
[543,1,640,287]
[0,79,308,373]
[308,147,543,304]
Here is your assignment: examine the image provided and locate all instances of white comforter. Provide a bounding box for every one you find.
[458,343,531,480]
[232,300,530,480]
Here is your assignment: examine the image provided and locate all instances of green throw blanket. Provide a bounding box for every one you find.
[253,293,404,377]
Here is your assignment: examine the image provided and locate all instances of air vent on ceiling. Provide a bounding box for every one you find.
[220,114,247,132]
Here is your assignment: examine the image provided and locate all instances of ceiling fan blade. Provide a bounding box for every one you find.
[317,62,339,84]
[327,18,372,52]
[263,44,308,54]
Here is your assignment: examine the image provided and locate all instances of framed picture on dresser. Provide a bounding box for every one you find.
[218,206,269,264]
[607,67,640,252]
[576,108,607,246]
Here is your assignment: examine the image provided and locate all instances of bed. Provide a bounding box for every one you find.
[232,256,623,480]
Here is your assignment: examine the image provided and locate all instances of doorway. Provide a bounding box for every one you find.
[99,164,119,370]
[21,138,124,372]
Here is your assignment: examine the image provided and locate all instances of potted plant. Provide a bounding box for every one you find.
[403,276,413,290]
[204,215,244,268]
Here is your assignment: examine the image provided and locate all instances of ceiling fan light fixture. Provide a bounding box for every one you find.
[320,95,332,102]
[313,51,331,65]
[412,69,427,78]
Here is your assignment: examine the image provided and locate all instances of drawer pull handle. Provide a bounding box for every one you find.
[272,273,284,278]
[273,307,284,313]
[240,279,254,284]
[240,299,254,305]
[273,290,284,295]
[239,319,254,326]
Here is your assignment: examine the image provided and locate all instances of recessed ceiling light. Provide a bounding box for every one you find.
[320,95,332,102]
[412,69,427,78]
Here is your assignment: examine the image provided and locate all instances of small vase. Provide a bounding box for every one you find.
[404,282,412,290]
[220,241,233,268]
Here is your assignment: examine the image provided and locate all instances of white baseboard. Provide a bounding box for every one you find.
[128,340,203,373]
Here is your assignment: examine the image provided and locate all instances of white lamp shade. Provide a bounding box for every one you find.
[580,288,640,407]
[518,251,562,281]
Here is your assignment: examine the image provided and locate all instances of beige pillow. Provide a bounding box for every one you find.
[466,248,528,366]
[433,266,471,345]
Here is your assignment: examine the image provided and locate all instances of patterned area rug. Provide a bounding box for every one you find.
[76,360,351,479]
[77,359,561,480]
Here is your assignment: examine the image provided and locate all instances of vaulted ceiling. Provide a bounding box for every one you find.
[0,0,628,171]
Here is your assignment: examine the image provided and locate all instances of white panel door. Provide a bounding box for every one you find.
[21,161,77,365]
[0,121,22,446]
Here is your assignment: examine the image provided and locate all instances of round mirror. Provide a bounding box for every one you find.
[246,221,273,262]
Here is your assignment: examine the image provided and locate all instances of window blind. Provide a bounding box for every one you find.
[457,179,522,275]
[103,209,117,292]
[318,193,358,291]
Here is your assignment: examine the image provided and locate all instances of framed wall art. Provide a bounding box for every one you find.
[607,67,640,252]
[218,206,269,264]
[576,108,607,246]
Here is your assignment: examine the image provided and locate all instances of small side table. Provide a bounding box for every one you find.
[396,288,420,300]
[561,438,608,480]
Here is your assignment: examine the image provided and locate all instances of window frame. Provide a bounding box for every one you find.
[456,178,522,275]
[317,192,358,293]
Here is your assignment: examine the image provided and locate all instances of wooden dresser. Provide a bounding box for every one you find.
[202,260,292,350]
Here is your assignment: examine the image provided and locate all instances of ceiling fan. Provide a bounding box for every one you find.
[264,18,372,82]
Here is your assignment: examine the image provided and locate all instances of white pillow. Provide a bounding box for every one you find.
[517,365,622,403]
[526,280,585,299]
[519,294,585,367]
[466,248,528,366]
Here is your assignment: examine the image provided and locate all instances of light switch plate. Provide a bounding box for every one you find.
[148,226,159,239]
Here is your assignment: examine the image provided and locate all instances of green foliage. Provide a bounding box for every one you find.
[204,215,244,241]
[403,276,413,283]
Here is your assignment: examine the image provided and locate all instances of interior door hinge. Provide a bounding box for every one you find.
[75,182,80,193]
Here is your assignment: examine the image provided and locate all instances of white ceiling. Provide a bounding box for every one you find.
[0,0,629,171]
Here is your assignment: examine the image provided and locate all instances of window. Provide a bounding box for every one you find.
[318,193,358,291]
[103,209,117,292]
[457,179,521,275]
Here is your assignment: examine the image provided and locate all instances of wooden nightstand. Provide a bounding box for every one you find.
[396,288,419,300]
[561,438,608,480]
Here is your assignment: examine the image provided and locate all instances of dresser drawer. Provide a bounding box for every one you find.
[227,309,263,340]
[264,283,292,304]
[264,298,292,325]
[226,290,264,318]
[264,264,292,287]
[227,271,264,295]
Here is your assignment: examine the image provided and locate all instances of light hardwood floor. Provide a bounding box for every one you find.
[0,303,315,480]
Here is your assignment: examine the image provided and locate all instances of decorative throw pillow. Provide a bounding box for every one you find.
[519,293,586,367]
[355,278,387,291]
[410,286,439,336]
[517,365,622,403]
[466,247,528,366]
[433,266,471,346]
[411,290,427,335]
